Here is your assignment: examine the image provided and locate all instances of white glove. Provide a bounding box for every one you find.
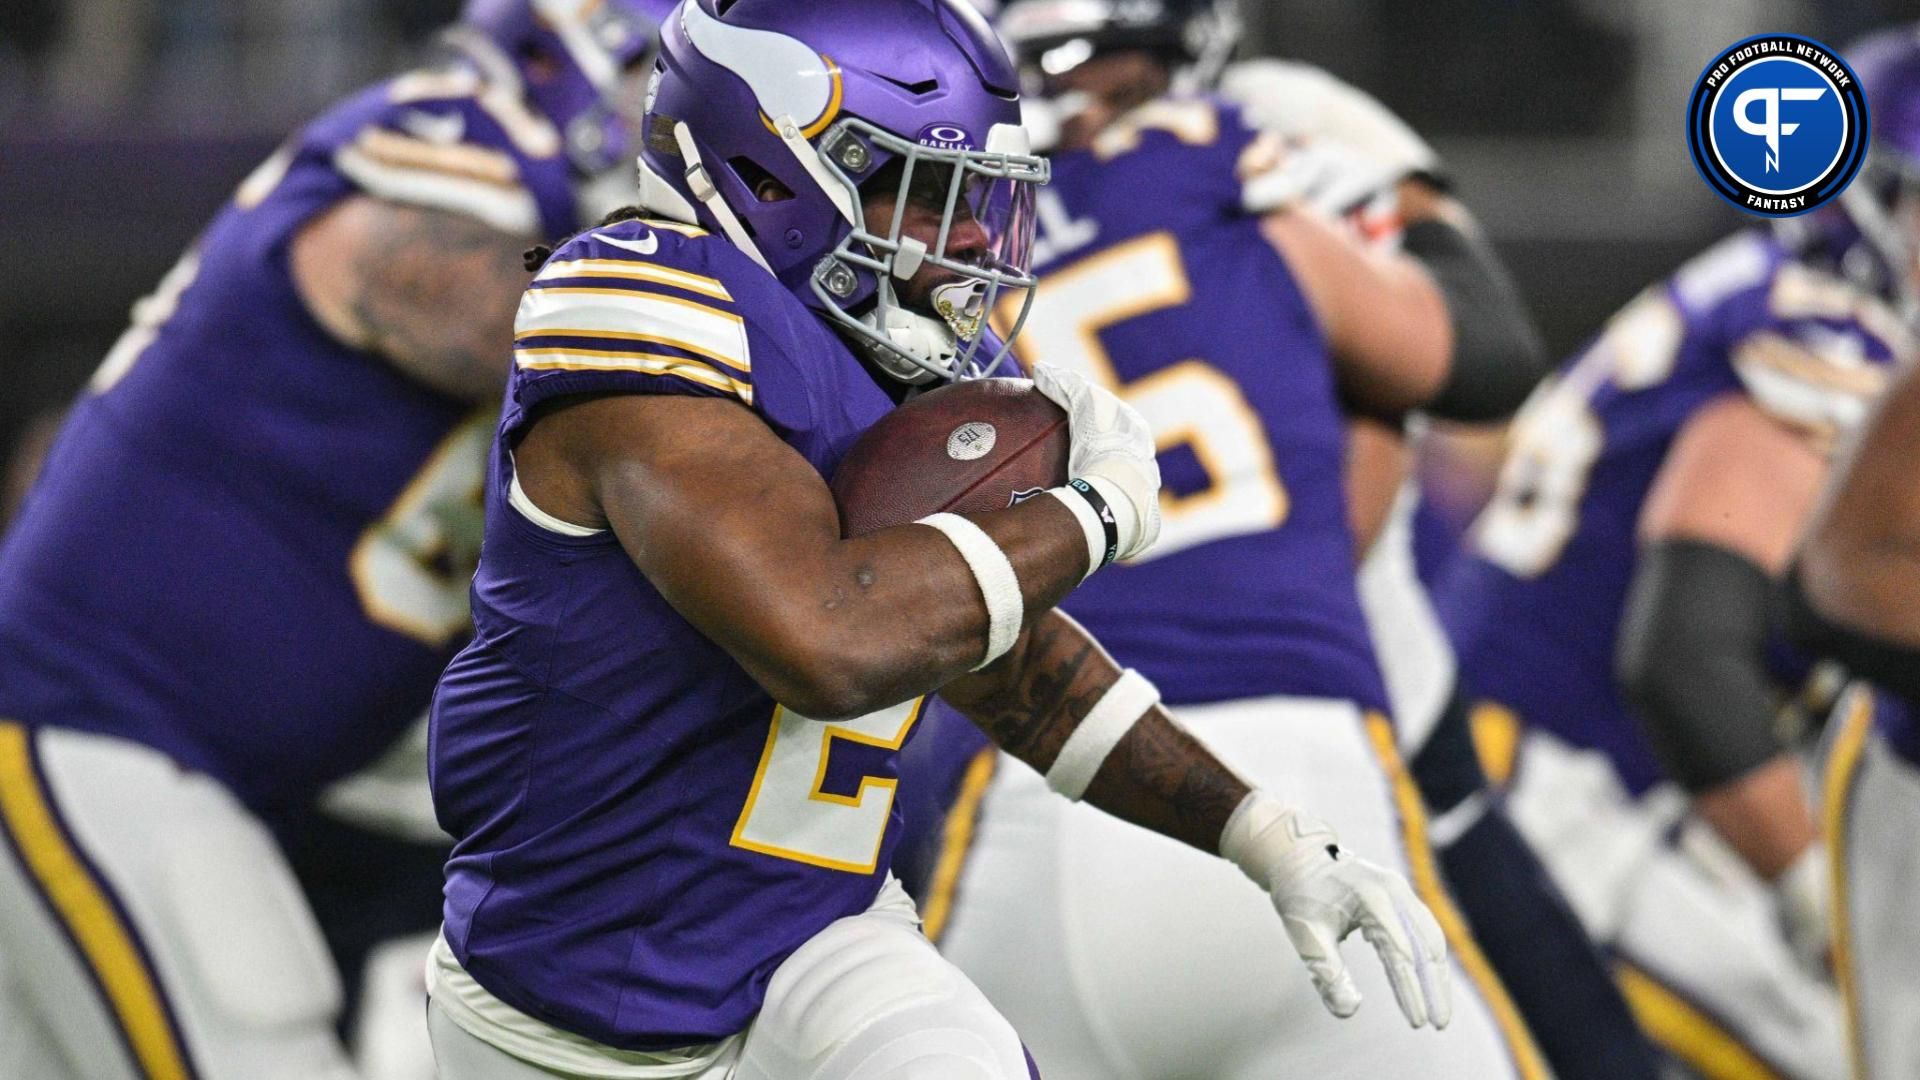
[1031,363,1162,563]
[1219,59,1438,180]
[1238,135,1408,218]
[1222,791,1453,1028]
[1773,843,1832,978]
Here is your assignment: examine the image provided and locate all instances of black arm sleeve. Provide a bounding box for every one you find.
[1781,565,1920,706]
[1615,539,1785,793]
[1400,219,1549,423]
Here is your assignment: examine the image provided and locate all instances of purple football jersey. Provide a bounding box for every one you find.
[1439,232,1908,793]
[0,64,578,815]
[898,97,1389,903]
[431,217,919,1050]
[1014,97,1388,711]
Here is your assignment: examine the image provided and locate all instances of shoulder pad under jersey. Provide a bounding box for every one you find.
[1726,256,1912,443]
[314,66,577,239]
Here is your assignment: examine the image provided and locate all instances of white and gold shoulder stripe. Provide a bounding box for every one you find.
[515,348,753,404]
[334,127,538,235]
[516,288,750,375]
[1733,331,1888,442]
[536,257,732,302]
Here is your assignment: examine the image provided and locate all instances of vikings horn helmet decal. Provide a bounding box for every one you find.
[640,0,1050,383]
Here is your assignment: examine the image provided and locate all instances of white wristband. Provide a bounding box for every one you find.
[1045,485,1107,581]
[1045,668,1160,799]
[917,512,1023,669]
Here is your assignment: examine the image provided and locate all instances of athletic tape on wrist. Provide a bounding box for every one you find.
[1044,668,1160,799]
[916,512,1022,669]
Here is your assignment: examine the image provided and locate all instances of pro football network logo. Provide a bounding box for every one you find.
[1685,34,1868,216]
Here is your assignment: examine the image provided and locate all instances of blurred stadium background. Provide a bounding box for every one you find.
[1,0,1913,518]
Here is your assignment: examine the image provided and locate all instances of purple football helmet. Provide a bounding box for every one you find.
[1794,24,1920,324]
[449,0,671,180]
[638,0,1050,383]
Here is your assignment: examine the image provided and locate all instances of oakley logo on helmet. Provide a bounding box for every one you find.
[919,124,976,151]
[1686,34,1869,217]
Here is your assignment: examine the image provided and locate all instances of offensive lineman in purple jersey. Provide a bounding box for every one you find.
[0,3,666,1078]
[423,2,1457,1077]
[897,19,1659,1080]
[1435,33,1920,1077]
[886,2,1584,1076]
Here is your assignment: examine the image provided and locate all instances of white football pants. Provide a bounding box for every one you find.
[934,696,1545,1080]
[1825,687,1920,1080]
[1361,480,1847,1080]
[0,722,358,1080]
[1502,729,1848,1080]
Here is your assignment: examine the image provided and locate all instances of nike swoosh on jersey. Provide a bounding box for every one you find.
[597,232,661,256]
[400,109,466,146]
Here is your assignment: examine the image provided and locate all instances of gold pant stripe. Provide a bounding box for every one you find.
[920,746,999,943]
[1615,961,1785,1080]
[1822,690,1875,1080]
[1363,715,1551,1080]
[0,722,195,1080]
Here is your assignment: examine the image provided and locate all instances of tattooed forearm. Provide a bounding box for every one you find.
[945,611,1102,763]
[1082,706,1251,851]
[292,195,532,402]
[941,610,1251,853]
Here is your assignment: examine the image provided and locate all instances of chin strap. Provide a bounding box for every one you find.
[673,121,771,272]
[637,155,701,225]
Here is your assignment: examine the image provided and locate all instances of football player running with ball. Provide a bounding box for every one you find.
[423,3,1451,1078]
[890,1,1586,1077]
[0,2,667,1077]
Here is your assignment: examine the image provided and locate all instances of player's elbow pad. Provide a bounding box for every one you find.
[1401,219,1549,423]
[1614,539,1784,793]
[1781,564,1920,707]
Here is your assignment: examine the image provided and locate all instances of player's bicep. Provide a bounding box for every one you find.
[570,393,839,614]
[290,195,532,402]
[1637,393,1826,572]
[1260,208,1451,415]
